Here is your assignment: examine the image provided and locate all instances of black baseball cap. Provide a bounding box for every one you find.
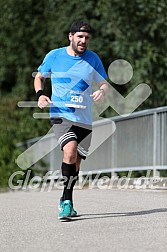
[69,20,92,34]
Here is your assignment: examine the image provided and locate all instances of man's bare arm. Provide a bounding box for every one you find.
[34,72,52,109]
[91,80,109,101]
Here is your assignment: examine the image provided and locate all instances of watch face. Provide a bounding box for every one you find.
[100,89,105,96]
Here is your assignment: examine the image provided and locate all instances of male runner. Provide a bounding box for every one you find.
[34,20,108,220]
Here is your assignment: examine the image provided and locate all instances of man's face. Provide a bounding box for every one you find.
[69,32,90,55]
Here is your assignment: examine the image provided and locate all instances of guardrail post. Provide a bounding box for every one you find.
[153,112,157,177]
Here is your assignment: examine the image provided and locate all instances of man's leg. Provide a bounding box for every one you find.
[61,141,78,205]
[76,155,82,171]
[58,141,81,219]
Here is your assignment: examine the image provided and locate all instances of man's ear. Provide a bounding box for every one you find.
[68,32,73,42]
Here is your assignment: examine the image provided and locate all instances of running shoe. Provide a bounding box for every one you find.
[58,198,78,217]
[58,200,72,220]
[71,207,78,217]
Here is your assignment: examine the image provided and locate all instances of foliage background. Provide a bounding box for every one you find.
[0,0,167,188]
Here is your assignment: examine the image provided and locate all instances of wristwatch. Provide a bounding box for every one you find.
[100,88,105,96]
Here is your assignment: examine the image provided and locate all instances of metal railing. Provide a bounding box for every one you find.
[81,106,167,176]
[17,106,167,177]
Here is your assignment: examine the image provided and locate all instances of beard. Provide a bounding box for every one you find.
[71,40,87,55]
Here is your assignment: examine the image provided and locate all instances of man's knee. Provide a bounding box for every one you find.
[63,141,77,164]
[64,151,77,163]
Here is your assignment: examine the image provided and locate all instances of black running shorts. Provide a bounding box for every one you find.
[51,117,92,160]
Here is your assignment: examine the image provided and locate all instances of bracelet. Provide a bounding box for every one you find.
[36,90,45,100]
[100,88,105,96]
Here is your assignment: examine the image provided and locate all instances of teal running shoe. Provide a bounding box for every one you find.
[58,198,78,218]
[58,200,72,220]
[71,207,78,217]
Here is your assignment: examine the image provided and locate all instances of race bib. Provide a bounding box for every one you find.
[65,90,87,109]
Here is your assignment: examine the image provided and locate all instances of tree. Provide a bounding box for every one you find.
[1,0,167,188]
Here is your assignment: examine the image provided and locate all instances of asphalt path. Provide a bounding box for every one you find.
[0,188,167,252]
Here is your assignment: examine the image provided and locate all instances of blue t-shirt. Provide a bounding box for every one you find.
[38,47,107,126]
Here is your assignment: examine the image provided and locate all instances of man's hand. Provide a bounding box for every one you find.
[38,95,52,109]
[90,89,104,102]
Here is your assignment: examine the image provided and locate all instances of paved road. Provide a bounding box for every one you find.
[0,188,167,252]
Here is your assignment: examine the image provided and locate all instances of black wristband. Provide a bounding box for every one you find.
[36,90,45,100]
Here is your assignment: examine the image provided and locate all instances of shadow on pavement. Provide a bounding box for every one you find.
[65,208,167,222]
